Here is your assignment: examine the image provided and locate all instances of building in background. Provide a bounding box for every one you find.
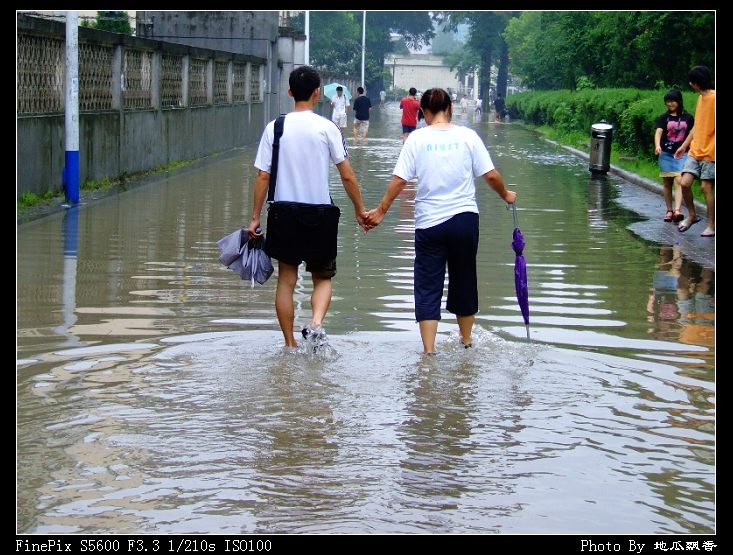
[385,53,461,96]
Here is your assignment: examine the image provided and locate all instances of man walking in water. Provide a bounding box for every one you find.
[248,66,368,350]
[331,85,349,136]
[399,87,421,143]
[352,86,372,145]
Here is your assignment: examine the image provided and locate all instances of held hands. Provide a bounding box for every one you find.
[362,206,386,233]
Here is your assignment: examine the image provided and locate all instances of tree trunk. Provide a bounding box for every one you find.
[496,39,509,97]
[479,48,492,111]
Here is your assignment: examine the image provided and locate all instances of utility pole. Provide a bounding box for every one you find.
[361,11,366,88]
[304,11,309,65]
[64,11,79,204]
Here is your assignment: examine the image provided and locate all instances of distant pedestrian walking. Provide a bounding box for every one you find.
[494,93,507,123]
[352,86,372,144]
[399,87,421,143]
[331,86,349,135]
[379,89,386,107]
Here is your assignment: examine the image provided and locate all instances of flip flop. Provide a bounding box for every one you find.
[678,215,701,233]
[664,210,674,222]
[701,228,715,237]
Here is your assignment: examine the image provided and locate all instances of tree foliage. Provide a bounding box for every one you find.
[82,11,133,35]
[293,11,434,99]
[504,11,715,90]
[433,11,517,101]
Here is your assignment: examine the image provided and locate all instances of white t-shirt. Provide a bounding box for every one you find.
[331,94,348,117]
[254,111,348,204]
[392,125,494,229]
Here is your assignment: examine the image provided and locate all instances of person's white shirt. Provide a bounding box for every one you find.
[331,94,347,116]
[254,111,347,204]
[392,125,494,229]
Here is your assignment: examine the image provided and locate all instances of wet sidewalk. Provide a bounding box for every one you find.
[561,143,715,270]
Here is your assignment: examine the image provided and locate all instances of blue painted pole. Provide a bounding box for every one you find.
[65,11,79,204]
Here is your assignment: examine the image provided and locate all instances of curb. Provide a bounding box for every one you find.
[545,139,708,216]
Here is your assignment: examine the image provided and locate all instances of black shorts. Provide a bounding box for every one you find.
[265,201,341,277]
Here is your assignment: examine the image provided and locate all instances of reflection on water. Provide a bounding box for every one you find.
[17,104,714,533]
[648,245,715,349]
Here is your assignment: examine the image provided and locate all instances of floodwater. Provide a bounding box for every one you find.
[17,103,715,534]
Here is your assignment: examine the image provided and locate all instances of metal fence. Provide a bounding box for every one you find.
[17,29,264,116]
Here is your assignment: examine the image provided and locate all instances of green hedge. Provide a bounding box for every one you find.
[506,88,698,159]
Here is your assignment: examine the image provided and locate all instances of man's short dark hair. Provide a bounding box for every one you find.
[409,87,417,96]
[289,65,321,102]
[336,86,343,91]
[688,66,713,90]
[357,86,364,94]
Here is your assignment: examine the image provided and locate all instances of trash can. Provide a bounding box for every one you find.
[589,122,613,174]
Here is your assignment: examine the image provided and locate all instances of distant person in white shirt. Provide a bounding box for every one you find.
[379,89,386,107]
[331,86,349,134]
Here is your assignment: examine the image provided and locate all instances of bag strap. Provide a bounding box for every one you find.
[267,115,286,203]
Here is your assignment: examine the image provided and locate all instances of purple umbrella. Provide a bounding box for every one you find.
[511,204,530,340]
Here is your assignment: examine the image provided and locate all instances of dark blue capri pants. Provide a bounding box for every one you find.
[414,211,479,321]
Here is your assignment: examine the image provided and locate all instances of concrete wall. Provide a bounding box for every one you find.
[136,11,276,60]
[17,13,270,197]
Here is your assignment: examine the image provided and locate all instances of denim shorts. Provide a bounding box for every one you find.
[682,156,715,181]
[659,151,685,176]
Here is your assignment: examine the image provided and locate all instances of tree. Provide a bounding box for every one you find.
[431,21,461,55]
[362,12,435,98]
[504,11,715,90]
[434,12,517,101]
[442,49,481,84]
[84,11,133,35]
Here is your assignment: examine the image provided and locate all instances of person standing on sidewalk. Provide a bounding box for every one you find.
[676,66,715,237]
[654,89,694,224]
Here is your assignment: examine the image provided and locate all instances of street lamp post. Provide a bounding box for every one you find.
[361,11,365,88]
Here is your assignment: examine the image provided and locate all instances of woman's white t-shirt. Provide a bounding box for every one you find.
[254,111,347,204]
[392,125,494,229]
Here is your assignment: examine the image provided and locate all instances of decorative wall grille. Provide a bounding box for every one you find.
[161,54,183,108]
[250,64,260,103]
[17,33,64,114]
[79,42,114,110]
[232,63,247,102]
[189,58,208,106]
[123,49,152,109]
[214,61,229,104]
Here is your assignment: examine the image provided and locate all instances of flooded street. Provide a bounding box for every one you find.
[17,104,714,534]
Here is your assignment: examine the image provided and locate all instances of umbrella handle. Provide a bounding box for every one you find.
[509,202,519,229]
